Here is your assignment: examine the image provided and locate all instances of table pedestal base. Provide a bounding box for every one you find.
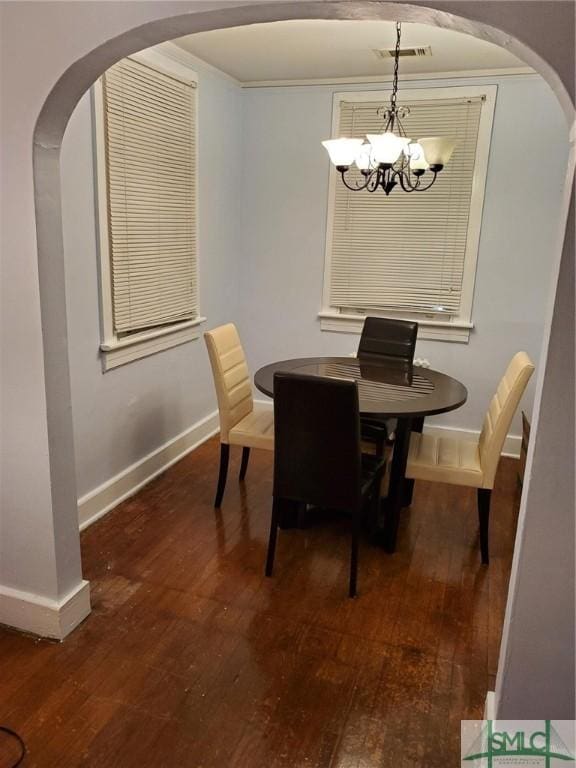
[377,416,424,552]
[275,414,430,555]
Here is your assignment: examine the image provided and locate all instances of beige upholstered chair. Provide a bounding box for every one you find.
[204,323,274,507]
[406,352,535,563]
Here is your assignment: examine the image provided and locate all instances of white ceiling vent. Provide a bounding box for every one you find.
[373,46,432,59]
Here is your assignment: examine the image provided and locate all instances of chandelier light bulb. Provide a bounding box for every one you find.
[322,138,365,169]
[366,132,409,165]
[354,143,376,171]
[408,142,430,171]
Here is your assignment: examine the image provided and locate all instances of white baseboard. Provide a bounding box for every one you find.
[78,410,220,530]
[0,580,91,640]
[484,691,496,719]
[253,399,521,458]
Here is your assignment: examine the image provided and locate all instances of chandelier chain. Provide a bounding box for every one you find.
[390,21,402,115]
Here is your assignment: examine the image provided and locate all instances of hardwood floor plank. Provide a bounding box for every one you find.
[0,439,519,766]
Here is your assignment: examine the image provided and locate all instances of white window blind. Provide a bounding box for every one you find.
[328,96,484,316]
[102,57,198,335]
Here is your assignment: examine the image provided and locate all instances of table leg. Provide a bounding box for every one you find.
[402,416,423,507]
[278,499,303,529]
[382,417,412,553]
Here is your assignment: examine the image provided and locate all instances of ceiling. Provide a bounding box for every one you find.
[173,20,529,84]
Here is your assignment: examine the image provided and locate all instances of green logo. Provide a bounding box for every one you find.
[463,721,575,767]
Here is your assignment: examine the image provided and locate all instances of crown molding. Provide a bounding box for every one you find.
[141,44,536,90]
[158,41,242,86]
[241,66,536,88]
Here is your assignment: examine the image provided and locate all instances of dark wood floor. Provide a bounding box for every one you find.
[0,437,521,767]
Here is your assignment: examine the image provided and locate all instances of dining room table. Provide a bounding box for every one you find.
[254,355,467,553]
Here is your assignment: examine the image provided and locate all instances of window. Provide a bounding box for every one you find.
[320,86,496,342]
[94,50,203,370]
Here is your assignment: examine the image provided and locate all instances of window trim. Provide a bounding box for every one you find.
[93,48,204,371]
[320,84,497,343]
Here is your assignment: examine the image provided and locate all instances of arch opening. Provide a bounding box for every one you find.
[18,0,576,718]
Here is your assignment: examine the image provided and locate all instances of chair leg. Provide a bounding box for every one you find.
[402,478,415,507]
[477,488,491,565]
[214,444,230,508]
[239,447,251,481]
[349,509,361,598]
[370,473,382,523]
[265,498,281,577]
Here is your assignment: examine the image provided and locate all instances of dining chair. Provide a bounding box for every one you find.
[265,372,386,598]
[405,351,535,563]
[358,317,419,455]
[204,323,274,507]
[358,316,419,363]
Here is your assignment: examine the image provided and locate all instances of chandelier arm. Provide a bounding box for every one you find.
[397,164,425,191]
[397,170,419,193]
[409,171,439,192]
[339,169,373,191]
[366,168,382,192]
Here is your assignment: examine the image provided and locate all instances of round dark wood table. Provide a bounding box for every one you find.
[254,356,467,552]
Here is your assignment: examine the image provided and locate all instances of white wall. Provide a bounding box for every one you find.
[61,56,243,498]
[496,181,574,719]
[238,75,569,437]
[62,67,569,501]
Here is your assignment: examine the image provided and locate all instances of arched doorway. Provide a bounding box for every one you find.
[2,0,574,719]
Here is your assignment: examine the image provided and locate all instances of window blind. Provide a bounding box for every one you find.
[102,57,197,335]
[328,96,483,316]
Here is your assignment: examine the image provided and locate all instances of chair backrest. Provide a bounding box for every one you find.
[358,317,418,364]
[273,372,362,512]
[478,351,535,488]
[204,323,253,442]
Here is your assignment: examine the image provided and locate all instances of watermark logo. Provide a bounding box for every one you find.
[461,720,575,767]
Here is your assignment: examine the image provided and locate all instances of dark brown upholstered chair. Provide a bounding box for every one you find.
[265,372,385,598]
[358,317,418,454]
[358,317,419,363]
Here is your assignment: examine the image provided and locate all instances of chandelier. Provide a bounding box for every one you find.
[322,22,456,195]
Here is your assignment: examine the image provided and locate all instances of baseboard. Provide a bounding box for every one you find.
[78,410,220,530]
[0,580,91,640]
[484,691,496,719]
[253,399,521,458]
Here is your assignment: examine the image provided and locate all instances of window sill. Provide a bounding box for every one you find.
[318,312,473,343]
[100,317,207,371]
